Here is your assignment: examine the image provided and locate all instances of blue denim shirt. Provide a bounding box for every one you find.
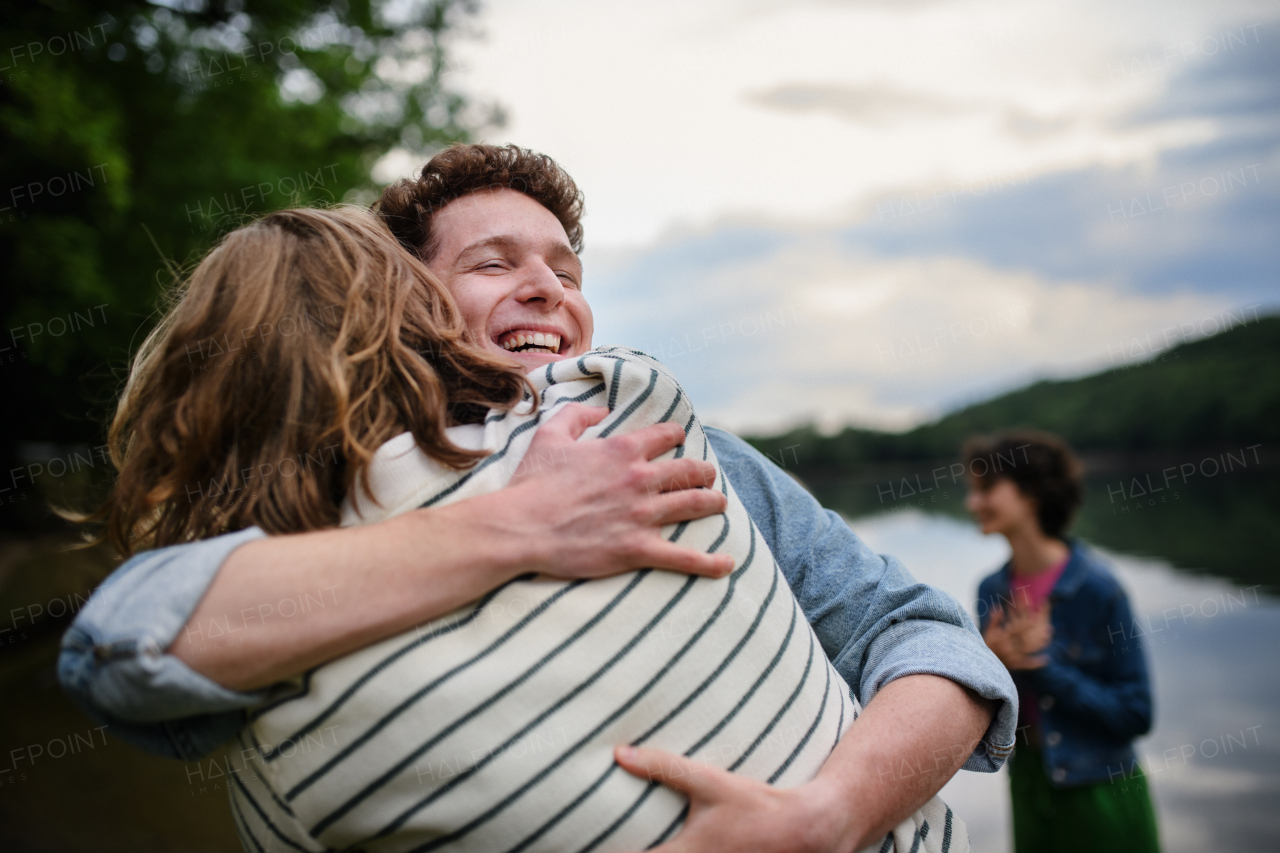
[60,428,1017,769]
[976,541,1152,787]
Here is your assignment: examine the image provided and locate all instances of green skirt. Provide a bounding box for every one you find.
[1008,745,1160,853]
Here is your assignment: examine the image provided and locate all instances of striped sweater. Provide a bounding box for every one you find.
[225,347,966,853]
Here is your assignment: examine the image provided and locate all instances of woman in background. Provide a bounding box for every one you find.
[965,432,1160,853]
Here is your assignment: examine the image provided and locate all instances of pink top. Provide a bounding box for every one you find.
[1011,553,1069,734]
[1011,553,1069,612]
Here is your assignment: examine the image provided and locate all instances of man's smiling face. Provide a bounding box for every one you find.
[426,187,593,372]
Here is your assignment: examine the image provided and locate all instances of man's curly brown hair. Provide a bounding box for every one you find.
[374,143,585,261]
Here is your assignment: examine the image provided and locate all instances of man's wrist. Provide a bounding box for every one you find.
[421,485,550,583]
[793,774,865,853]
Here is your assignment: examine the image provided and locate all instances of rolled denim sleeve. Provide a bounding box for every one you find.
[58,527,269,759]
[708,427,1017,772]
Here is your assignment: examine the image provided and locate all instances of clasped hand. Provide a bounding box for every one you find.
[982,601,1053,670]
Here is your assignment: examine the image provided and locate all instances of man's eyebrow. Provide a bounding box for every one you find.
[453,235,581,272]
[547,242,582,273]
[452,235,518,263]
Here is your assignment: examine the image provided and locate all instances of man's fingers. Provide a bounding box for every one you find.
[642,540,734,578]
[614,746,722,798]
[1007,605,1050,637]
[647,458,717,493]
[541,403,609,441]
[648,485,727,526]
[630,421,688,461]
[512,405,609,483]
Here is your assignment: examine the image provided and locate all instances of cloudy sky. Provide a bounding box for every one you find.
[393,0,1280,433]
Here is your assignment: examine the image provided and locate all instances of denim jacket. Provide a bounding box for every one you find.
[977,541,1152,787]
[60,428,1017,769]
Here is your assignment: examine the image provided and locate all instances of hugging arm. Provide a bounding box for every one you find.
[705,428,1017,771]
[62,415,1017,837]
[171,410,731,691]
[59,407,728,759]
[617,673,992,853]
[612,429,1015,851]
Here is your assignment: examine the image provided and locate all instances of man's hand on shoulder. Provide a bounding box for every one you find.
[503,404,733,580]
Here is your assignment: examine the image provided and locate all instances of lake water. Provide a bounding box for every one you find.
[1,470,1276,850]
[840,508,1280,853]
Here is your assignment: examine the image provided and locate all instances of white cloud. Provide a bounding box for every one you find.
[424,0,1273,433]
[747,83,964,124]
[370,146,423,184]
[448,0,1264,248]
[590,236,1232,432]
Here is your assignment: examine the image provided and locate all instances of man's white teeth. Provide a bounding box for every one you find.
[501,332,561,352]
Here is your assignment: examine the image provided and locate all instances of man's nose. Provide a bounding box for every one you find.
[515,263,565,306]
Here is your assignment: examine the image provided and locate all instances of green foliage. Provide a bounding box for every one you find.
[1072,470,1279,590]
[748,315,1280,470]
[0,0,486,527]
[803,470,1279,590]
[754,318,1280,585]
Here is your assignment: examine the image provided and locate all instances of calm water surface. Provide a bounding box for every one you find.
[1,469,1275,850]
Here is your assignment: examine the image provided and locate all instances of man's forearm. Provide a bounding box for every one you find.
[169,489,532,691]
[814,674,996,852]
[168,412,729,693]
[611,672,997,853]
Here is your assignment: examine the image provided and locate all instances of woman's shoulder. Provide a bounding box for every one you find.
[1065,541,1128,600]
[977,564,1011,598]
[582,346,681,383]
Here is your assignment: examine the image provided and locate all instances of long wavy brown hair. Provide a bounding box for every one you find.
[103,206,530,557]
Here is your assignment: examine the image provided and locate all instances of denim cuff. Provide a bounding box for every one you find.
[857,618,1018,773]
[55,653,250,762]
[58,527,269,723]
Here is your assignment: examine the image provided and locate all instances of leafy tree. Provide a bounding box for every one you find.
[0,0,491,529]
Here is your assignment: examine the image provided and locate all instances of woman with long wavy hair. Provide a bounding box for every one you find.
[103,206,529,557]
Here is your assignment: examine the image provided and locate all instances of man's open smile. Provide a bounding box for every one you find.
[495,325,567,356]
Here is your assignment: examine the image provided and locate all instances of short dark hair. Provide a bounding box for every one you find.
[374,143,585,261]
[962,430,1084,539]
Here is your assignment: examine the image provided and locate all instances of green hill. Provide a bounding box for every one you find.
[747,314,1280,469]
[744,315,1279,588]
